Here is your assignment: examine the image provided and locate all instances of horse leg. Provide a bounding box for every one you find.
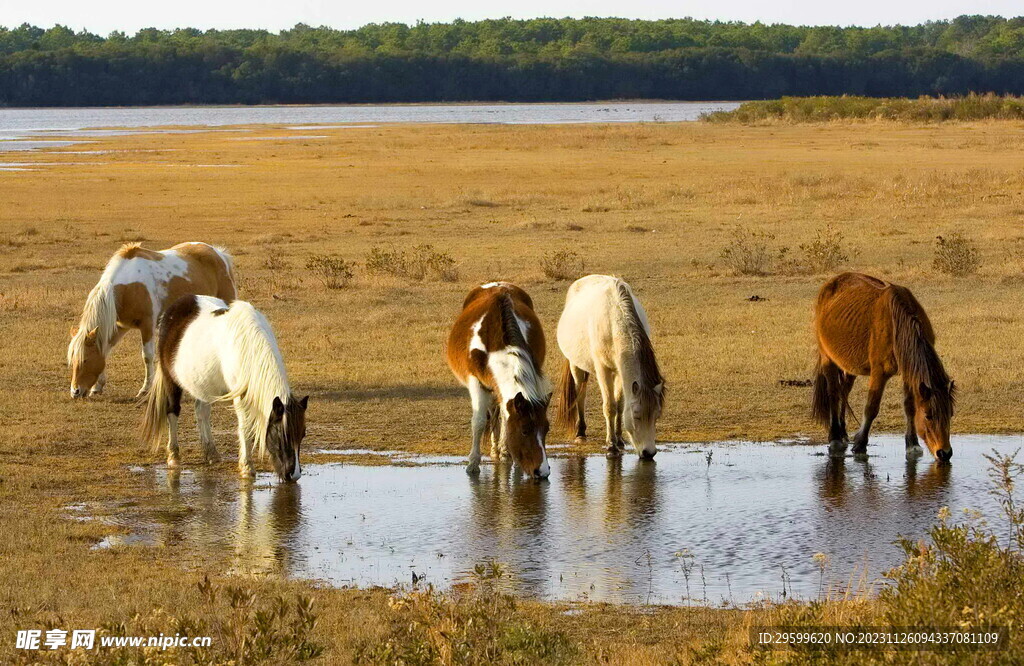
[595,365,619,456]
[235,399,255,478]
[487,402,505,459]
[571,366,589,443]
[613,377,626,451]
[852,372,888,454]
[903,383,923,460]
[838,373,855,440]
[165,383,183,467]
[195,400,220,463]
[136,323,155,399]
[466,378,492,475]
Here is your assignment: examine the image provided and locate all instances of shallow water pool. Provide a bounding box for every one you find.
[100,434,1022,605]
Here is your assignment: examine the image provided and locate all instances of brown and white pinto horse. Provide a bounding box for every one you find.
[68,242,235,399]
[446,282,552,479]
[812,272,955,462]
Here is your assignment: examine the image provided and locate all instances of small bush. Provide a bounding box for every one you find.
[720,229,789,276]
[264,255,289,271]
[933,232,981,276]
[306,254,355,289]
[797,225,857,274]
[364,244,459,282]
[540,250,585,281]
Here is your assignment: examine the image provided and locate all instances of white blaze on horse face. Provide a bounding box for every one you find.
[536,434,550,478]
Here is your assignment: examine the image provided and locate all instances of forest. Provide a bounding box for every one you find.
[3,16,1024,105]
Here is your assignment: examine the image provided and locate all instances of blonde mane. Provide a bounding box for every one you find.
[614,281,665,420]
[67,246,133,365]
[218,301,291,458]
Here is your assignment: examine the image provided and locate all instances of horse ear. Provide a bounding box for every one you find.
[85,327,98,340]
[508,392,528,414]
[919,382,933,401]
[632,381,640,396]
[299,395,309,410]
[69,326,78,338]
[948,380,956,393]
[654,382,664,394]
[271,396,285,421]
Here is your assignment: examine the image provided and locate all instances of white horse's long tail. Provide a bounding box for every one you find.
[140,366,172,451]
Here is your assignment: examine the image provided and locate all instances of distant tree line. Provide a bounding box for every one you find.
[4,16,1024,105]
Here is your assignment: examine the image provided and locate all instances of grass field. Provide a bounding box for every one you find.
[2,119,1024,663]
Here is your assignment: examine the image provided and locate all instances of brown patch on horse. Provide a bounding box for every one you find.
[616,282,665,421]
[172,242,236,303]
[113,282,153,330]
[446,284,545,390]
[156,295,202,377]
[117,243,164,261]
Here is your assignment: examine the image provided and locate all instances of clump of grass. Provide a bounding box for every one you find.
[364,244,459,282]
[933,232,981,276]
[264,255,289,271]
[720,229,789,276]
[703,94,1024,124]
[306,254,355,289]
[540,249,585,281]
[97,577,323,664]
[796,225,857,274]
[354,561,575,665]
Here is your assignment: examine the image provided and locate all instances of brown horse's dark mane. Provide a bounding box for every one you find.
[616,282,665,421]
[888,286,956,422]
[496,290,547,407]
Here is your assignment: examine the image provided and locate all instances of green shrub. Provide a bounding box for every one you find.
[364,244,459,282]
[540,249,585,281]
[306,254,355,288]
[933,232,981,276]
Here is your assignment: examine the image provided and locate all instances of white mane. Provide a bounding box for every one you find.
[67,252,126,365]
[489,346,551,409]
[219,301,291,458]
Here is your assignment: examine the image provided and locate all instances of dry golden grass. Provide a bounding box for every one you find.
[2,120,1024,663]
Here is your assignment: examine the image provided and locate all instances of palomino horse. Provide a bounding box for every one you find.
[68,242,235,399]
[812,272,955,461]
[446,282,551,479]
[555,275,665,459]
[141,295,307,481]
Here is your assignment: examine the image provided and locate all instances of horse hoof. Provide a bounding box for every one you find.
[573,436,587,445]
[906,446,923,461]
[466,462,481,475]
[827,441,847,457]
[606,447,622,458]
[239,467,255,479]
[166,458,180,469]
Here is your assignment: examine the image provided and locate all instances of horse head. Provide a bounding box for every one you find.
[266,395,309,482]
[624,380,664,460]
[914,380,955,462]
[504,392,550,479]
[68,327,106,398]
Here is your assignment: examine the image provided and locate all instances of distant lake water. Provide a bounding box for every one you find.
[0,102,738,149]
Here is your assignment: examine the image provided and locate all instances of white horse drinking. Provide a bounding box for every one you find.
[556,275,665,459]
[141,294,307,481]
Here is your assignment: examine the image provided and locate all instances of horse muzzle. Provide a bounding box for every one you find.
[70,386,85,399]
[936,448,952,463]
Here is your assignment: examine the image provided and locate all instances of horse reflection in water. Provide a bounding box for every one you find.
[815,456,952,594]
[464,457,660,603]
[154,469,302,577]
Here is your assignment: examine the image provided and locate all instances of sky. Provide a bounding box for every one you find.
[0,0,1021,35]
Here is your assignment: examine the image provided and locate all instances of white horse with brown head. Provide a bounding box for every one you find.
[141,295,308,481]
[68,242,235,399]
[556,275,665,459]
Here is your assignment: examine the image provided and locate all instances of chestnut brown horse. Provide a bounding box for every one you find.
[812,272,955,462]
[446,282,551,479]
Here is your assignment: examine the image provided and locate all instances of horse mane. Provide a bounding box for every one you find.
[888,286,955,422]
[615,281,665,421]
[68,248,131,365]
[494,290,549,405]
[217,301,291,458]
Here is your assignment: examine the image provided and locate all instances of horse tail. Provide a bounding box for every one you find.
[555,359,579,436]
[140,365,173,452]
[811,355,839,426]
